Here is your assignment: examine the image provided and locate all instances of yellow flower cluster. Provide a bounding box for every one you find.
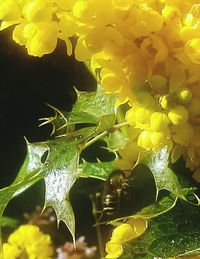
[1,1,200,174]
[3,224,53,259]
[105,217,147,259]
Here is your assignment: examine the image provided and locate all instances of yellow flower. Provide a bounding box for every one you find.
[3,224,53,259]
[2,243,21,259]
[126,107,152,129]
[150,112,169,131]
[0,0,21,20]
[26,23,58,57]
[130,6,163,37]
[176,87,192,104]
[72,0,92,19]
[105,242,123,259]
[168,105,189,125]
[186,38,200,64]
[23,0,53,22]
[105,218,147,259]
[171,123,193,146]
[2,0,200,171]
[55,0,76,10]
[148,74,168,93]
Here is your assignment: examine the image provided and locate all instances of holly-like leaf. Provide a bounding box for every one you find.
[121,201,200,258]
[137,194,178,219]
[40,86,117,146]
[0,141,48,217]
[104,129,128,152]
[71,85,116,124]
[0,137,80,246]
[79,160,116,180]
[143,147,185,200]
[110,166,177,222]
[42,138,80,242]
[43,85,116,132]
[0,141,48,252]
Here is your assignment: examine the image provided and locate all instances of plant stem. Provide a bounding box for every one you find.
[116,106,128,137]
[84,121,129,149]
[90,194,105,258]
[113,121,129,129]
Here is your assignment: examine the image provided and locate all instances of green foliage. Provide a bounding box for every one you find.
[137,194,178,219]
[104,129,128,152]
[43,139,79,242]
[71,85,116,125]
[1,85,200,258]
[121,202,200,259]
[40,85,116,137]
[79,160,116,180]
[1,217,18,228]
[0,85,117,246]
[0,141,47,228]
[142,147,196,201]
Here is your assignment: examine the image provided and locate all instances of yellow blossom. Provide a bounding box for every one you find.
[185,38,200,64]
[23,0,53,22]
[176,87,192,104]
[2,0,200,170]
[105,218,147,258]
[148,74,168,93]
[111,0,133,11]
[171,145,184,163]
[3,224,53,258]
[2,243,21,259]
[105,242,123,259]
[168,105,189,125]
[55,0,76,10]
[150,112,169,131]
[0,0,21,21]
[26,23,58,57]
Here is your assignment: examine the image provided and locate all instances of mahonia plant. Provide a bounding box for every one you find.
[1,0,200,175]
[1,0,200,258]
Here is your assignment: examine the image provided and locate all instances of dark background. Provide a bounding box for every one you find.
[0,27,102,250]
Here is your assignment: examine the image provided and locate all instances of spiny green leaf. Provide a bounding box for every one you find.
[136,194,178,219]
[0,137,81,245]
[43,138,80,242]
[71,85,116,124]
[104,129,128,152]
[0,141,48,214]
[58,126,96,143]
[142,147,185,200]
[40,85,116,140]
[95,114,116,133]
[121,202,200,259]
[110,166,177,222]
[0,142,48,250]
[45,85,116,129]
[79,160,116,180]
[12,141,49,186]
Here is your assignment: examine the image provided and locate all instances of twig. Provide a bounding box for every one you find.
[84,121,129,149]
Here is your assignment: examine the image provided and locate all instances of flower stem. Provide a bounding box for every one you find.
[84,121,129,149]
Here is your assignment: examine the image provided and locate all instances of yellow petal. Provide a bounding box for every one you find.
[111,223,136,243]
[75,36,92,61]
[185,38,200,64]
[105,242,123,259]
[0,0,21,21]
[126,217,148,237]
[12,22,27,45]
[27,24,58,57]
